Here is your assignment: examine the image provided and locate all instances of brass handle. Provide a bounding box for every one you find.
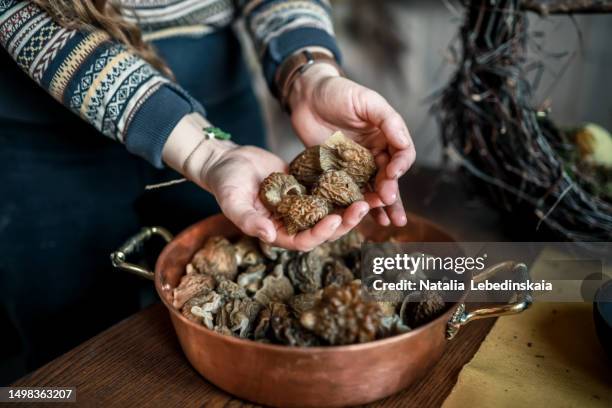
[110,227,173,281]
[446,261,533,340]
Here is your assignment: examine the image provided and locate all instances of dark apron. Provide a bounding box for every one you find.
[0,27,266,383]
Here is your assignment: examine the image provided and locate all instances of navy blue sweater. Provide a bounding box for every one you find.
[0,0,341,167]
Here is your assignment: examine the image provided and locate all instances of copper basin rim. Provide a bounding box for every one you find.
[153,213,464,407]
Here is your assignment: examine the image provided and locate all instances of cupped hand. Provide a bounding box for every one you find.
[204,144,370,251]
[288,63,415,228]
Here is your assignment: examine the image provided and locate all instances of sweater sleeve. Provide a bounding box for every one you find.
[234,0,342,96]
[0,0,206,168]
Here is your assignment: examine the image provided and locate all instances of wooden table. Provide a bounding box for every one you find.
[11,167,507,407]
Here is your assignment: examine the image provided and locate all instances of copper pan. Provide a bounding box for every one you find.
[111,214,531,407]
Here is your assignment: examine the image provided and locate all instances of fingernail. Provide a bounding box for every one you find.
[404,128,411,139]
[257,229,270,242]
[389,193,397,202]
[331,218,342,229]
[399,129,409,147]
[359,208,368,218]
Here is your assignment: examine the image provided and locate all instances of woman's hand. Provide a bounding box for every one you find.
[288,63,415,230]
[203,144,369,251]
[162,116,368,251]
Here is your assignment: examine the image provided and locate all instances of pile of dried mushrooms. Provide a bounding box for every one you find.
[259,131,377,234]
[172,231,447,347]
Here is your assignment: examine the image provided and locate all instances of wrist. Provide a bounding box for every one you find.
[162,113,237,191]
[287,62,341,111]
[276,47,342,112]
[162,113,209,172]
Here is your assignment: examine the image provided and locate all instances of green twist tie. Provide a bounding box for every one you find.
[203,126,231,140]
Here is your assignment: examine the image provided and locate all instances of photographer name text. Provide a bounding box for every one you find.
[371,279,553,292]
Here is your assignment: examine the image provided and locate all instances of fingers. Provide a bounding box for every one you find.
[272,201,369,251]
[356,88,415,181]
[363,178,399,208]
[293,214,342,251]
[358,89,411,150]
[367,148,407,227]
[363,191,385,208]
[385,196,407,227]
[218,186,277,243]
[234,209,277,243]
[376,177,398,206]
[373,163,399,206]
[274,214,342,251]
[371,207,390,226]
[365,152,399,207]
[386,147,416,180]
[366,176,405,227]
[328,201,369,242]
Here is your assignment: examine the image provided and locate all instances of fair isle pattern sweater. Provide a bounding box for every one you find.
[0,0,339,167]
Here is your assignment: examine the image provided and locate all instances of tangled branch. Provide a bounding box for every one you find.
[434,0,612,241]
[522,0,612,15]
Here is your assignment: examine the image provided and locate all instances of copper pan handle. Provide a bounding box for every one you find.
[110,227,173,281]
[446,261,533,340]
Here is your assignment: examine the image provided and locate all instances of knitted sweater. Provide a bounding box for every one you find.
[0,0,340,167]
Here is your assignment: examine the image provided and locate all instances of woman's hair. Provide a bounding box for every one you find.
[33,0,173,78]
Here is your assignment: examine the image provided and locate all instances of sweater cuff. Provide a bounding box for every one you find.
[262,27,342,97]
[124,84,206,168]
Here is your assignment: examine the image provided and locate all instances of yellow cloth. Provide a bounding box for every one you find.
[442,302,611,408]
[442,248,612,408]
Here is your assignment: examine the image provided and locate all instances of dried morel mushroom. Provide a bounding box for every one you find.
[254,265,294,306]
[378,315,411,338]
[300,281,383,345]
[289,145,333,187]
[181,291,217,324]
[259,172,306,210]
[322,258,354,287]
[288,291,322,315]
[215,297,261,338]
[277,195,329,235]
[289,132,376,188]
[400,290,446,328]
[253,307,272,340]
[234,236,264,267]
[230,298,262,338]
[173,273,215,309]
[270,303,320,347]
[323,131,377,187]
[258,240,290,261]
[217,279,247,300]
[191,236,238,280]
[322,229,365,258]
[236,264,266,294]
[286,247,328,294]
[377,301,398,317]
[313,170,363,207]
[189,291,224,329]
